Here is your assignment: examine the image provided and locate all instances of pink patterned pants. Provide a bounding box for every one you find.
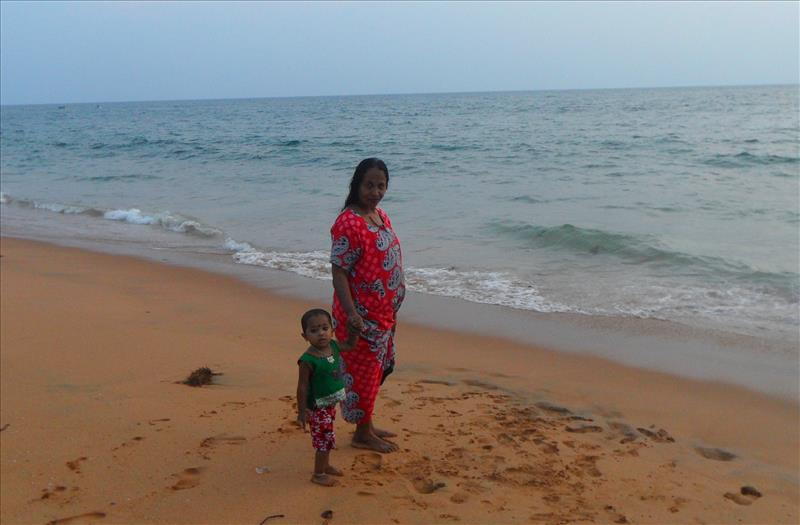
[309,405,336,452]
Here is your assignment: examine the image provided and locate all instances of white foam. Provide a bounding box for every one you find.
[102,208,221,237]
[230,245,332,280]
[221,238,575,314]
[104,208,158,224]
[34,202,88,214]
[224,237,256,253]
[14,198,222,237]
[0,192,9,204]
[405,267,572,313]
[157,214,221,237]
[634,282,799,335]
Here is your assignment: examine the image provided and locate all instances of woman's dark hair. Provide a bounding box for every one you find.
[342,158,389,211]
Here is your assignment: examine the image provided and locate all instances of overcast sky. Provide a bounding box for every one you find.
[1,1,797,105]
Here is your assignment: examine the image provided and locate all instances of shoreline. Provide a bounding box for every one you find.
[1,236,798,524]
[2,213,798,401]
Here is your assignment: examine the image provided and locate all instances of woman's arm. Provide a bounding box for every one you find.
[296,362,312,429]
[332,264,364,332]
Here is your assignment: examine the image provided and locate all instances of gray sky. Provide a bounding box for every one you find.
[1,1,798,105]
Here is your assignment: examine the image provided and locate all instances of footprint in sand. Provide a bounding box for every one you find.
[536,440,559,454]
[396,457,446,494]
[534,401,572,415]
[566,424,604,433]
[197,435,246,459]
[602,505,629,524]
[38,485,67,499]
[724,492,755,505]
[401,383,425,394]
[170,467,204,490]
[499,464,547,486]
[66,457,87,473]
[458,479,490,495]
[462,379,499,391]
[607,421,638,443]
[445,447,472,464]
[352,452,382,473]
[450,492,469,503]
[46,512,106,525]
[568,455,603,478]
[695,446,736,461]
[418,379,456,386]
[668,496,689,513]
[417,396,449,406]
[496,433,518,447]
[34,485,77,504]
[637,427,675,443]
[410,477,446,494]
[200,435,247,448]
[530,512,576,524]
[117,435,147,450]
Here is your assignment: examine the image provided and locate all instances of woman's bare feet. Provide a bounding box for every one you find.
[311,473,338,486]
[325,465,344,476]
[370,422,397,438]
[352,432,398,453]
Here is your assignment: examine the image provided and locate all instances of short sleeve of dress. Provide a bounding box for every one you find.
[330,211,362,272]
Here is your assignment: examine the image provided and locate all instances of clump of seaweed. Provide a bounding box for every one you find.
[182,367,222,387]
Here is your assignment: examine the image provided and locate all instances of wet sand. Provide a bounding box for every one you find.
[1,237,798,524]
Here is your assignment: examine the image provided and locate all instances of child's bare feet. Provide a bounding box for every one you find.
[311,473,338,486]
[325,465,344,476]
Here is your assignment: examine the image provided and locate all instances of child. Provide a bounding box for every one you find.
[296,308,358,486]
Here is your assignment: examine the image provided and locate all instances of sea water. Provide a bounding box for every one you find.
[2,85,798,350]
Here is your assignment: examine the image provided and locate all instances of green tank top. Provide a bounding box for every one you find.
[298,341,346,409]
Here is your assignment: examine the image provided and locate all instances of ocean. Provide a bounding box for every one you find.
[2,85,798,352]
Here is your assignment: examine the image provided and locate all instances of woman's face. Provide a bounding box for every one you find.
[357,168,388,210]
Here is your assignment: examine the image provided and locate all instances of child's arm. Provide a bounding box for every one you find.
[336,325,361,352]
[296,362,312,429]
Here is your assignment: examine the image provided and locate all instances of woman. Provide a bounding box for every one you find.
[330,158,405,453]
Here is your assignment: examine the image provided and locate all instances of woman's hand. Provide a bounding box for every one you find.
[347,312,365,333]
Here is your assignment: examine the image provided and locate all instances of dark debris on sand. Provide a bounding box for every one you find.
[182,367,222,387]
[741,485,762,498]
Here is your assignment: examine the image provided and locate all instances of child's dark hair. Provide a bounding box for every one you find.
[342,158,389,211]
[301,308,332,332]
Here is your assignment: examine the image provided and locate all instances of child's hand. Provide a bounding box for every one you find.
[296,409,309,431]
[347,313,365,333]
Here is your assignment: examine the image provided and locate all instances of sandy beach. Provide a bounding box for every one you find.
[1,236,798,524]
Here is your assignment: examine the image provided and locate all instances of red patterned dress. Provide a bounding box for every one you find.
[330,208,405,424]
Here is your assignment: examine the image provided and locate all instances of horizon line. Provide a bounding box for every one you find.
[1,81,796,107]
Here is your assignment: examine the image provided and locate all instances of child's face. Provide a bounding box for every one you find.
[302,314,333,350]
